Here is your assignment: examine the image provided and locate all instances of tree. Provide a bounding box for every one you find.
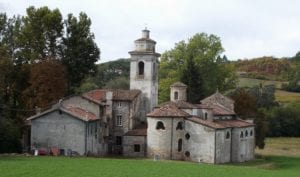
[255,109,268,149]
[62,12,100,93]
[19,6,63,62]
[104,76,129,90]
[158,33,237,103]
[23,59,67,110]
[180,57,204,103]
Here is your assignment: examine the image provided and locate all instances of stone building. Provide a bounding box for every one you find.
[27,29,255,163]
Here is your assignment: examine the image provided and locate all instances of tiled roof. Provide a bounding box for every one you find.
[134,38,156,43]
[214,119,254,128]
[187,117,254,129]
[82,89,141,103]
[195,104,213,109]
[210,104,235,116]
[170,82,187,87]
[124,124,147,136]
[158,101,197,109]
[201,91,234,104]
[147,104,191,118]
[63,106,98,121]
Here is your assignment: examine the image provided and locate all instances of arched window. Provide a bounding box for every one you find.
[178,139,182,152]
[156,121,165,130]
[226,131,230,139]
[204,112,208,120]
[174,91,179,100]
[240,131,244,138]
[176,121,183,130]
[250,130,253,136]
[245,130,248,137]
[138,61,144,75]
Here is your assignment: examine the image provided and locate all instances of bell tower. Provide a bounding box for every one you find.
[129,28,160,114]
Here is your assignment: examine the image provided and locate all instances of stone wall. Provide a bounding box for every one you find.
[31,110,86,155]
[123,136,146,157]
[184,120,215,163]
[231,127,255,162]
[215,129,231,163]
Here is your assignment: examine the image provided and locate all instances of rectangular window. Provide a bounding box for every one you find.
[134,144,140,152]
[117,102,122,108]
[116,136,122,145]
[116,115,122,126]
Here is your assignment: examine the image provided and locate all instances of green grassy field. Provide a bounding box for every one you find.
[238,77,300,104]
[1,138,300,177]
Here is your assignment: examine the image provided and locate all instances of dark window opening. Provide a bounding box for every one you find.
[245,130,248,137]
[116,136,122,145]
[185,151,190,157]
[176,121,183,130]
[134,144,140,152]
[156,121,165,130]
[226,131,230,139]
[250,130,253,136]
[204,112,208,120]
[178,139,182,152]
[174,91,179,100]
[138,61,144,75]
[185,133,190,140]
[240,131,244,138]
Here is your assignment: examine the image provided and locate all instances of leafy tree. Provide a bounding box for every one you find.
[249,84,277,108]
[255,109,268,149]
[104,76,129,90]
[62,12,100,93]
[19,6,63,62]
[23,59,67,110]
[159,33,237,103]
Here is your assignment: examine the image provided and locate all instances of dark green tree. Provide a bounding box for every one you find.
[62,12,100,93]
[180,57,204,103]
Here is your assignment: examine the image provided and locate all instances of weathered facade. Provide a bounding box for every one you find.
[146,82,255,163]
[27,29,255,163]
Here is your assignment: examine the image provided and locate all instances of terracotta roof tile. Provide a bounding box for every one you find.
[214,119,254,128]
[63,106,98,121]
[210,104,235,116]
[82,89,141,103]
[124,124,147,136]
[147,104,191,118]
[187,117,254,129]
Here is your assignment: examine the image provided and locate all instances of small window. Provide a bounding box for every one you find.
[185,151,190,157]
[226,131,230,139]
[138,61,144,75]
[204,112,208,120]
[116,136,122,145]
[185,133,190,140]
[178,139,182,152]
[117,102,122,108]
[116,115,122,126]
[176,121,183,130]
[174,91,179,100]
[250,130,253,136]
[240,131,244,138]
[245,130,248,137]
[134,144,140,152]
[156,121,165,130]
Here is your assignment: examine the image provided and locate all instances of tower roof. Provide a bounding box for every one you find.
[147,104,191,118]
[170,81,187,87]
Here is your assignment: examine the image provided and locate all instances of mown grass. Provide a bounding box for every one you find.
[256,137,300,157]
[0,154,300,177]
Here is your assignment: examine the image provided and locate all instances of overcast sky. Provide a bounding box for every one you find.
[1,0,300,62]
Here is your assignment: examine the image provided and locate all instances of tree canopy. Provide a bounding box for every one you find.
[159,33,237,103]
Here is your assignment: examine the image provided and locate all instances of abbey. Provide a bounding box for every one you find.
[27,29,255,163]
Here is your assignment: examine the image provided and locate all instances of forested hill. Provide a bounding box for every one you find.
[232,56,299,81]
